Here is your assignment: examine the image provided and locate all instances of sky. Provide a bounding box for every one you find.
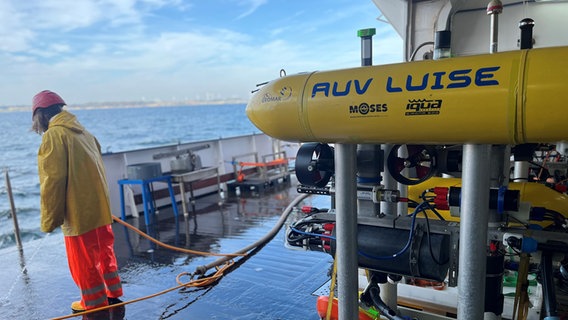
[0,0,402,106]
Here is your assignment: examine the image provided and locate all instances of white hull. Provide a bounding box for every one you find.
[102,133,300,217]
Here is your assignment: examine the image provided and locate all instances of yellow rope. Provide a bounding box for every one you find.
[50,191,307,320]
[50,260,235,320]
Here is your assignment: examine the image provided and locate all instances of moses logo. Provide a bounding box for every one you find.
[349,103,388,117]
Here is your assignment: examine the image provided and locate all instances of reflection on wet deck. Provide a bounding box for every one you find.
[0,180,332,319]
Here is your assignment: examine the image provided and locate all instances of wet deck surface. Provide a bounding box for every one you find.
[0,179,333,320]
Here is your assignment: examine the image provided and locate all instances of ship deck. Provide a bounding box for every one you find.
[0,175,333,320]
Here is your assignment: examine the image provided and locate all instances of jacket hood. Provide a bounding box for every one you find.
[49,110,84,134]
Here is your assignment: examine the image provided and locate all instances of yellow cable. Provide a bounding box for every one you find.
[326,258,338,320]
[512,252,530,320]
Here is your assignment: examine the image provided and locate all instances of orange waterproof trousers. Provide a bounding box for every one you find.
[64,225,123,310]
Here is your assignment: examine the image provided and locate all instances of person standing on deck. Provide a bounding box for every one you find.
[31,90,123,313]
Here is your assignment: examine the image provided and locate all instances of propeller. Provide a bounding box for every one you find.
[387,144,437,185]
[295,143,334,187]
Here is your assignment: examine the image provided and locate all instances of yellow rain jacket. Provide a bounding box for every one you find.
[38,110,113,236]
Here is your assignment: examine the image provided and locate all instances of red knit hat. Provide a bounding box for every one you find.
[32,90,65,118]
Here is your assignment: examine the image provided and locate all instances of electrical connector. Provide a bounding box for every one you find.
[503,232,522,247]
[503,233,538,253]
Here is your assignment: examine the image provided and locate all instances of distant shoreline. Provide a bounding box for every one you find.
[0,99,249,112]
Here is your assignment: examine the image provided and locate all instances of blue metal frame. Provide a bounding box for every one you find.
[118,175,179,234]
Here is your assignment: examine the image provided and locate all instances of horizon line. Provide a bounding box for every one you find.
[0,98,250,112]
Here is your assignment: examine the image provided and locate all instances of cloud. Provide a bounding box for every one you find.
[0,0,402,105]
[0,1,35,52]
[234,0,268,20]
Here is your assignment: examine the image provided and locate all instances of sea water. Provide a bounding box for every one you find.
[0,104,259,249]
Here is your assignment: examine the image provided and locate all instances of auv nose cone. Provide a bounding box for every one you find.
[246,73,313,142]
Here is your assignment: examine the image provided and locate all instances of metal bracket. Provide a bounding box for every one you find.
[448,228,460,287]
[409,224,424,278]
[153,144,210,159]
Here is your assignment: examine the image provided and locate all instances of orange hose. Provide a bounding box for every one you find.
[238,158,288,168]
[112,215,246,257]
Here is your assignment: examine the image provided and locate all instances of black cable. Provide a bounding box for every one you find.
[505,214,530,229]
[366,285,406,320]
[529,160,551,179]
[423,202,445,221]
[541,209,567,230]
[418,189,445,221]
[407,198,420,206]
[420,189,436,202]
[418,205,449,265]
[286,218,334,244]
[546,208,565,220]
